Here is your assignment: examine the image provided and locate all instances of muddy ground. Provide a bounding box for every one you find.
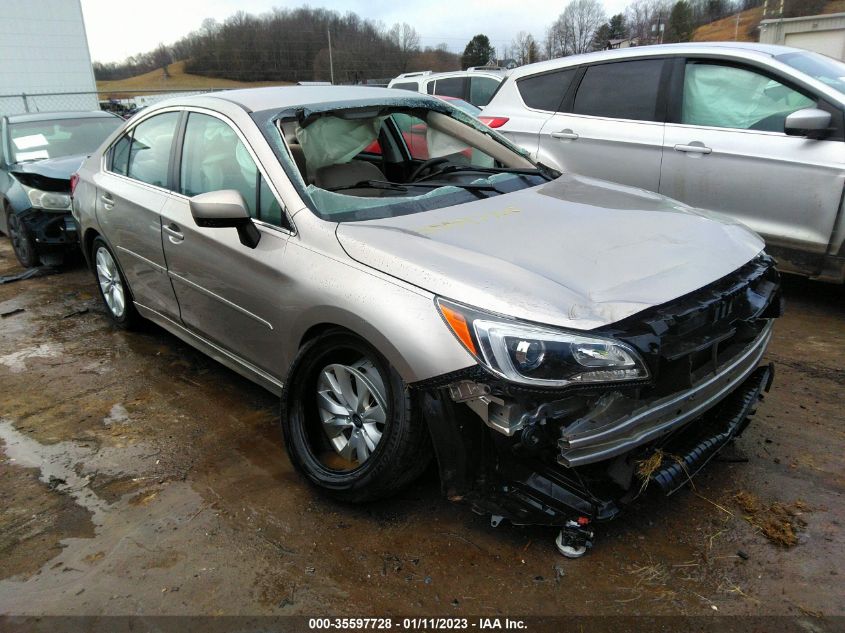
[0,238,842,621]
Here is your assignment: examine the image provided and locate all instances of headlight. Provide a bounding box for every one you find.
[22,184,71,211]
[437,298,649,388]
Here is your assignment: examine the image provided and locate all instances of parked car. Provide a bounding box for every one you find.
[0,111,123,267]
[482,42,845,283]
[388,69,505,107]
[72,86,781,557]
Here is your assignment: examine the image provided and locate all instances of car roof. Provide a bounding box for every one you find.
[505,42,805,78]
[172,85,443,113]
[5,110,119,124]
[390,69,505,84]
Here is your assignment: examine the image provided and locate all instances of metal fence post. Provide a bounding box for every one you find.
[22,93,29,113]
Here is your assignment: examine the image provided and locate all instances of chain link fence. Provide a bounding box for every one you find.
[0,89,223,118]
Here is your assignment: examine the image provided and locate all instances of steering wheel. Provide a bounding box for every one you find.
[408,157,450,182]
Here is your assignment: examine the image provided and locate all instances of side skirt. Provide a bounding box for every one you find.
[134,301,284,396]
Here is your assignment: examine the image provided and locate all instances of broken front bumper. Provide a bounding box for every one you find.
[558,320,773,467]
[419,255,781,527]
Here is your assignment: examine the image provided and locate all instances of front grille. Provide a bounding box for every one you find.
[599,254,781,397]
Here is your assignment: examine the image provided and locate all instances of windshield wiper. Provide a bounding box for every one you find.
[328,180,409,192]
[328,179,498,193]
[414,164,552,183]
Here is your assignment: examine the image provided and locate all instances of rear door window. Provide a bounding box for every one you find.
[432,77,468,100]
[469,76,500,106]
[573,60,664,122]
[517,69,577,111]
[110,133,132,176]
[125,112,180,188]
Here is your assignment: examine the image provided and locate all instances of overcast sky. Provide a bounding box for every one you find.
[80,0,632,63]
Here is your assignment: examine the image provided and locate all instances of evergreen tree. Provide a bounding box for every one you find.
[666,1,694,43]
[461,34,495,69]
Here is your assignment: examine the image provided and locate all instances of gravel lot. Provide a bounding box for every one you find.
[0,238,842,623]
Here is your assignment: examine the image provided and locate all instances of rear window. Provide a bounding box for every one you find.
[469,76,500,106]
[432,77,468,100]
[517,69,577,111]
[573,60,664,122]
[391,82,419,91]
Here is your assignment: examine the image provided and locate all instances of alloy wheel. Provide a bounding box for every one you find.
[95,246,126,318]
[315,359,387,466]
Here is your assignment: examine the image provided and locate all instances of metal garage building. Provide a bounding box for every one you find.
[759,12,845,60]
[0,0,98,115]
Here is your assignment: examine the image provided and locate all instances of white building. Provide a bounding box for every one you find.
[0,0,98,115]
[759,12,845,61]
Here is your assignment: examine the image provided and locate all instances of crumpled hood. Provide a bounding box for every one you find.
[11,154,86,181]
[336,173,765,330]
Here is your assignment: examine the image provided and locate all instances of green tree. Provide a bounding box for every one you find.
[608,13,626,39]
[461,34,494,69]
[593,23,612,50]
[527,36,539,63]
[666,1,693,43]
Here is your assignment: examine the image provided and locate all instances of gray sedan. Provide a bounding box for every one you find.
[72,87,782,556]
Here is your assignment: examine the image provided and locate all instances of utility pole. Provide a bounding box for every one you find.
[327,28,334,85]
[734,10,740,41]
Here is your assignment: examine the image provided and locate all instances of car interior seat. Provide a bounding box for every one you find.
[313,161,386,196]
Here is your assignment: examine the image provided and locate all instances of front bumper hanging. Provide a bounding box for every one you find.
[419,255,782,528]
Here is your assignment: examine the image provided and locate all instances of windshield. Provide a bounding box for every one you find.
[8,117,122,163]
[271,104,550,223]
[776,51,845,96]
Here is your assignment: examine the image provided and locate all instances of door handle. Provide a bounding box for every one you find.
[100,193,114,209]
[162,223,184,242]
[674,143,712,154]
[551,129,579,140]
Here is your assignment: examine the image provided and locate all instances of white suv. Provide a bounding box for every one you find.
[481,42,845,282]
[387,69,505,107]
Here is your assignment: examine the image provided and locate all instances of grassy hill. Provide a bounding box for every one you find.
[692,7,763,42]
[97,61,290,97]
[692,0,845,43]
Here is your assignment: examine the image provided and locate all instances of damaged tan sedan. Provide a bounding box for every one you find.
[71,87,782,557]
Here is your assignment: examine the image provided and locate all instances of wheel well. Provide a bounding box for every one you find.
[299,323,355,349]
[82,228,101,266]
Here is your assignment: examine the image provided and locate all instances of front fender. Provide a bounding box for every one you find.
[283,250,476,385]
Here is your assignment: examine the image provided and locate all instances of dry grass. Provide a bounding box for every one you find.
[692,7,764,43]
[822,1,845,13]
[693,1,845,43]
[733,491,810,547]
[97,60,290,97]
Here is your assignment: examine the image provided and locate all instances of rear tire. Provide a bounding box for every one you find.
[91,236,141,330]
[281,331,432,502]
[6,209,40,268]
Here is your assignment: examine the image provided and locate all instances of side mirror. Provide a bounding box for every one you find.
[189,190,260,249]
[785,108,832,139]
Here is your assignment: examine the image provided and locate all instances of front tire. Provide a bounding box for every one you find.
[91,237,140,330]
[6,210,40,268]
[281,331,432,502]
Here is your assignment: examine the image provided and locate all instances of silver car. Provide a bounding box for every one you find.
[72,86,781,557]
[482,43,845,283]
